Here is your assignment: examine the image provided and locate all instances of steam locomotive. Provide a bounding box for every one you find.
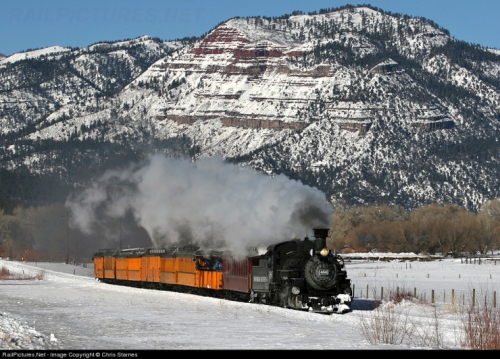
[93,228,352,314]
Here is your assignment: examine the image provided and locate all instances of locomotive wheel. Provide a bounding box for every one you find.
[304,257,337,291]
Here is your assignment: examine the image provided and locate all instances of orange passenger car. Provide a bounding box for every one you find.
[92,245,224,292]
[93,249,118,280]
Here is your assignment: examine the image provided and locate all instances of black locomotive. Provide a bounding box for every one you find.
[250,228,352,313]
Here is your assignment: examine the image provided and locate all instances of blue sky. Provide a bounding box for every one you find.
[1,0,499,56]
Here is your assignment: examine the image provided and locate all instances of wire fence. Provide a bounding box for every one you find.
[348,256,500,308]
[353,284,498,308]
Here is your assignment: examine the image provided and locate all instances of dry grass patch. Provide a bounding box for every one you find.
[390,288,420,304]
[0,266,10,279]
[0,265,45,280]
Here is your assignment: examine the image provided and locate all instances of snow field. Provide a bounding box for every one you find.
[1,257,499,349]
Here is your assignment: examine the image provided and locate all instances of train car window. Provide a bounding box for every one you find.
[275,251,281,266]
[196,256,211,270]
[213,261,222,271]
[195,255,223,271]
[275,251,282,265]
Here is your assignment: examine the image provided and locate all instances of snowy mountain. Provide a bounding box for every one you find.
[1,5,500,211]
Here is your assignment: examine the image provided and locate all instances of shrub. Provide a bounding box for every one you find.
[358,302,415,345]
[461,303,500,349]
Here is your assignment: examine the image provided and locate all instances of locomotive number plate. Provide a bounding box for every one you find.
[254,276,268,282]
[319,269,330,276]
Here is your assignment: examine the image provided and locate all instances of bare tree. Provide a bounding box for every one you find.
[479,198,500,222]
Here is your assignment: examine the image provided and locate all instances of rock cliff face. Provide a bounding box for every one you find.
[150,12,466,137]
[1,5,500,211]
[155,19,324,132]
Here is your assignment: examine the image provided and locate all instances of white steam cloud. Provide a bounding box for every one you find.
[66,155,332,255]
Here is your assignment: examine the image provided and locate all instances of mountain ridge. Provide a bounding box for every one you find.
[0,5,499,212]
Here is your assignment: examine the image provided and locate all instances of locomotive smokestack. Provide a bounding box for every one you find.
[313,228,329,250]
[313,228,329,239]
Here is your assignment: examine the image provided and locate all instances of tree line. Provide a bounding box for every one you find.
[2,198,499,263]
[328,200,500,256]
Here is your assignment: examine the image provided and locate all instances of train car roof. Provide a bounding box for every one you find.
[115,248,148,257]
[195,248,226,257]
[93,248,120,257]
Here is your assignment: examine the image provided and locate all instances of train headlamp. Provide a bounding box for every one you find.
[320,248,329,257]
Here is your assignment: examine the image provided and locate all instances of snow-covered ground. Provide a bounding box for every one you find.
[0,257,498,350]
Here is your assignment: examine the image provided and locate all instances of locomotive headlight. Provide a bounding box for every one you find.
[320,248,329,257]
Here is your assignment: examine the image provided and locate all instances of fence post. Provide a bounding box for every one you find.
[414,287,416,298]
[452,289,455,306]
[353,284,355,298]
[366,284,369,299]
[473,289,475,307]
[397,287,399,297]
[432,289,435,304]
[381,287,384,301]
[494,291,497,308]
